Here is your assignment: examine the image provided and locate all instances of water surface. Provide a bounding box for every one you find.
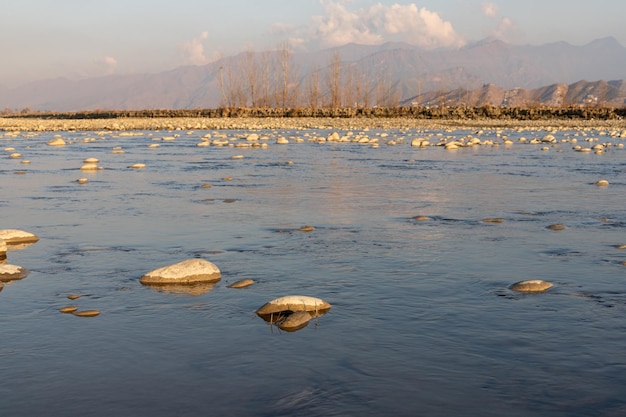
[2,128,626,416]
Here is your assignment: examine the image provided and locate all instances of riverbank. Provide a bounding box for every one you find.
[2,116,626,132]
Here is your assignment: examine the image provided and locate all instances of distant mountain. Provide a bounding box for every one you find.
[1,37,626,111]
[404,79,626,107]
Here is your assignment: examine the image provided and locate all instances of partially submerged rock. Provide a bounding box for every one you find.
[47,137,66,146]
[277,311,313,332]
[0,264,30,281]
[0,239,6,260]
[0,229,39,245]
[510,280,553,293]
[73,310,101,317]
[483,218,504,223]
[227,278,254,288]
[256,295,331,320]
[546,224,566,231]
[140,259,221,285]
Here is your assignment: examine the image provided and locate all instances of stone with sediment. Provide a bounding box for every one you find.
[140,259,221,285]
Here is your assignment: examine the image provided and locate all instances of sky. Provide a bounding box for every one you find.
[1,0,625,87]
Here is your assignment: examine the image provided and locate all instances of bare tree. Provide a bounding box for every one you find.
[307,65,321,110]
[327,51,342,109]
[243,49,259,107]
[258,50,273,108]
[276,41,296,109]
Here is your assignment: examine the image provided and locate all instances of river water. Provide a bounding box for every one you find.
[1,127,625,417]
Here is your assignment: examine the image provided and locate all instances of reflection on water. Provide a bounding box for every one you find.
[1,127,626,416]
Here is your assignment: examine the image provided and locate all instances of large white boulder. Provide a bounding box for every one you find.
[140,259,221,285]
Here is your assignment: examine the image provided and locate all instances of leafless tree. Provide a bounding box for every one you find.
[306,65,321,110]
[275,41,296,109]
[243,49,259,107]
[327,51,342,109]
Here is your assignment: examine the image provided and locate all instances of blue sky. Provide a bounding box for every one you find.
[2,0,624,86]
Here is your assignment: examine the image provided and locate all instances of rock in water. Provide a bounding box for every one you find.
[0,239,6,260]
[256,295,331,319]
[47,138,66,146]
[73,310,101,317]
[277,311,312,332]
[140,259,221,285]
[0,229,39,245]
[546,224,566,231]
[0,264,30,281]
[510,280,553,293]
[227,279,254,288]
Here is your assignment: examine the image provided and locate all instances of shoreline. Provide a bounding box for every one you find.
[1,116,626,132]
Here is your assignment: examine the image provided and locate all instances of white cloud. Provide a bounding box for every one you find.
[179,32,210,66]
[493,17,520,42]
[481,2,498,18]
[93,56,118,76]
[291,1,466,49]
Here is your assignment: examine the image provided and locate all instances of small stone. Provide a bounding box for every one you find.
[223,177,233,181]
[227,279,254,289]
[223,199,236,203]
[595,179,609,186]
[299,225,315,232]
[140,259,221,285]
[76,178,89,184]
[9,153,22,159]
[276,137,289,144]
[128,163,146,169]
[200,183,212,188]
[59,306,78,313]
[615,244,626,249]
[20,160,31,164]
[510,280,553,293]
[80,163,99,171]
[47,138,66,146]
[73,310,101,317]
[0,264,30,281]
[67,294,81,300]
[83,158,99,164]
[546,224,566,231]
[230,155,245,159]
[483,218,504,223]
[412,216,431,221]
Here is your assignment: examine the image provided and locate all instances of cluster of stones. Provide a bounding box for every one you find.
[0,229,39,292]
[138,258,331,331]
[0,230,102,316]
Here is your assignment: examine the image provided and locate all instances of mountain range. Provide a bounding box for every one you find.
[1,36,626,111]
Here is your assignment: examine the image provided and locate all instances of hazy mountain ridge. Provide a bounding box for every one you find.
[1,37,625,111]
[405,79,626,107]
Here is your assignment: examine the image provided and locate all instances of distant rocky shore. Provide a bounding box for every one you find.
[1,106,625,131]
